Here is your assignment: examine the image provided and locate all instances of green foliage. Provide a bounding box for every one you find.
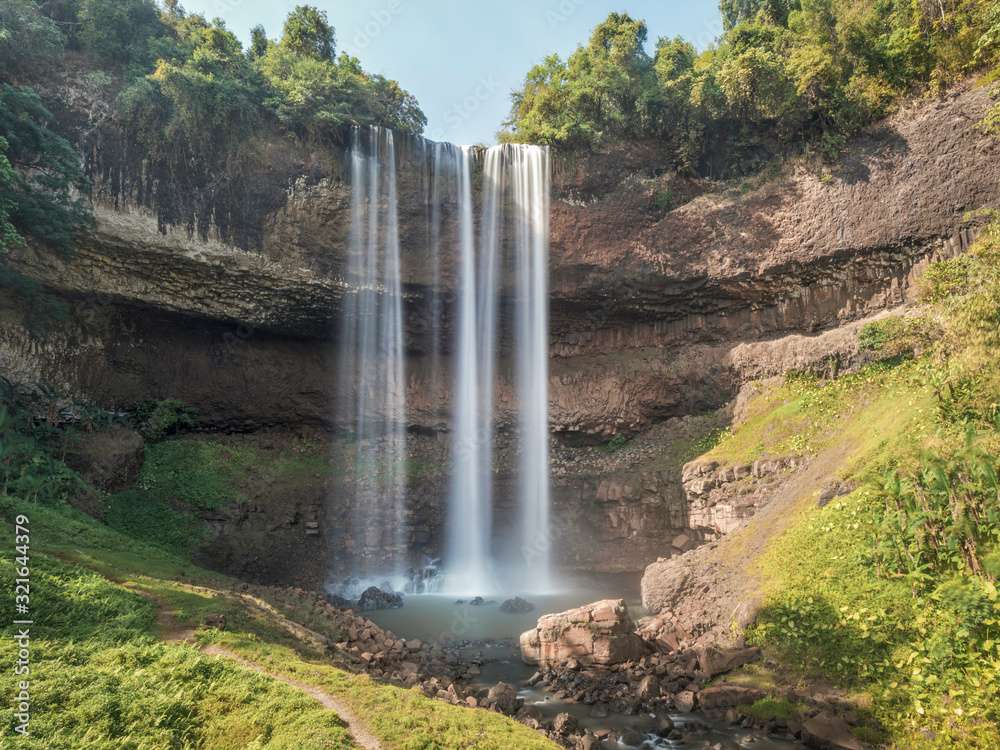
[652,188,674,212]
[137,439,251,511]
[504,2,998,172]
[721,0,799,32]
[740,696,799,722]
[502,13,662,148]
[0,137,19,252]
[604,433,630,453]
[858,315,935,357]
[256,45,425,139]
[0,0,65,81]
[280,4,335,61]
[876,436,1000,581]
[0,84,91,251]
[0,394,87,506]
[77,0,164,71]
[103,487,201,554]
[134,398,198,441]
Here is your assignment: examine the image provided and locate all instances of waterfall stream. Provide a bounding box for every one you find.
[336,127,408,582]
[335,128,553,597]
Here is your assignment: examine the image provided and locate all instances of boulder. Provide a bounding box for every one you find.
[641,558,692,613]
[64,426,145,493]
[486,682,519,715]
[636,674,660,701]
[674,690,697,713]
[696,646,761,678]
[519,599,649,668]
[802,712,864,750]
[552,712,579,736]
[500,596,535,614]
[357,586,403,611]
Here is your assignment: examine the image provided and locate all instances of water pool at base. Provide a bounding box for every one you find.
[366,572,804,750]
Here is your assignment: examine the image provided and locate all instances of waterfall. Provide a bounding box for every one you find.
[335,127,408,585]
[443,144,552,596]
[510,145,553,594]
[335,129,552,596]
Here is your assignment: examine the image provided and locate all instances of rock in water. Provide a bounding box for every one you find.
[357,586,403,611]
[500,596,535,614]
[519,599,649,667]
[552,712,578,736]
[485,682,519,715]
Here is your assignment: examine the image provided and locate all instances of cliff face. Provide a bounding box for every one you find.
[2,81,998,577]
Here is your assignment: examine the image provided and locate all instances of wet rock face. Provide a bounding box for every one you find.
[63,426,145,494]
[520,599,649,668]
[357,586,404,612]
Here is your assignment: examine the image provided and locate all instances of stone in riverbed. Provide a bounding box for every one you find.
[674,690,697,713]
[357,586,403,611]
[486,682,519,715]
[499,596,535,614]
[519,599,649,668]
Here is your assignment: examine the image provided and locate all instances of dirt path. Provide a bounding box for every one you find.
[202,645,383,750]
[130,585,382,750]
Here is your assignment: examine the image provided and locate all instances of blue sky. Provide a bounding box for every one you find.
[178,1,722,145]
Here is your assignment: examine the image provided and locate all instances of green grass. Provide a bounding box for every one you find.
[0,472,558,749]
[706,357,933,467]
[0,544,356,749]
[100,435,333,555]
[739,697,799,722]
[201,633,558,750]
[722,224,1000,748]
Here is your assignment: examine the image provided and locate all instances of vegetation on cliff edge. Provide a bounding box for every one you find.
[502,1,1000,175]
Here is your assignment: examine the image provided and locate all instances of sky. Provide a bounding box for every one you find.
[177,0,723,145]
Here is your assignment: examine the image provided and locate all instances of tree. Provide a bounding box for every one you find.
[0,0,65,82]
[654,37,697,83]
[280,5,335,61]
[720,0,800,32]
[0,85,90,251]
[249,24,269,60]
[503,12,663,145]
[0,137,20,252]
[78,0,163,69]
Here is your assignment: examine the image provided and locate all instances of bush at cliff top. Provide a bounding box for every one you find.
[502,2,1000,173]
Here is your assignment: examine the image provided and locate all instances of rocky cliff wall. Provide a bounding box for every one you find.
[2,81,998,578]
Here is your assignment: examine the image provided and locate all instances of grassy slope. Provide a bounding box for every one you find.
[0,491,557,748]
[691,225,1000,748]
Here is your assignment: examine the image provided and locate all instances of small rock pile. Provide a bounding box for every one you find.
[232,584,442,684]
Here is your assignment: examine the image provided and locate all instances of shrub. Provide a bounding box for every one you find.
[134,399,197,441]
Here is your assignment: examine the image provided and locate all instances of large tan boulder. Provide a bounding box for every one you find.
[519,599,648,668]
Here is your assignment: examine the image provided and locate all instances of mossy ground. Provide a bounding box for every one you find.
[0,456,558,749]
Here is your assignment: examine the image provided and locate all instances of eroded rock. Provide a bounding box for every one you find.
[519,599,649,668]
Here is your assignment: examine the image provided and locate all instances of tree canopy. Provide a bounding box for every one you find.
[0,1,427,251]
[502,1,1000,172]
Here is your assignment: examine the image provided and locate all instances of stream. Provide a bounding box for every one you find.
[367,574,803,749]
